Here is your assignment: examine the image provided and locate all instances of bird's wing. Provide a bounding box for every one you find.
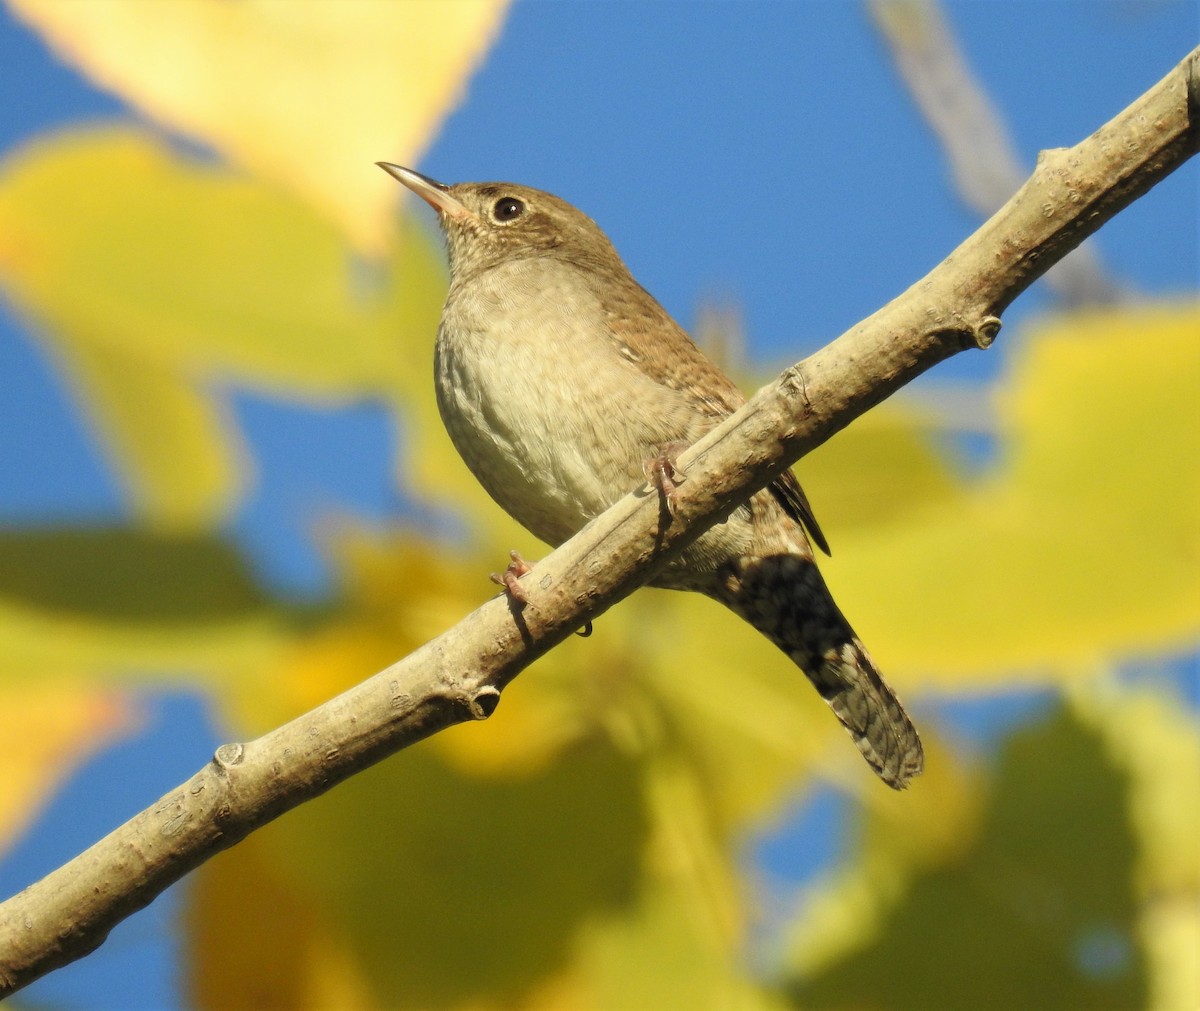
[605,286,830,554]
[769,468,830,555]
[603,283,747,416]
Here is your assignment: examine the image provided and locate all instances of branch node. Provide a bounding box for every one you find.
[975,316,1002,348]
[468,686,502,720]
[1034,146,1069,171]
[213,743,245,769]
[779,364,813,412]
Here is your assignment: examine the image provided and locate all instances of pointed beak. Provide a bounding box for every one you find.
[376,163,474,221]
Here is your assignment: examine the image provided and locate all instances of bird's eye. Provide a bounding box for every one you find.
[493,197,525,222]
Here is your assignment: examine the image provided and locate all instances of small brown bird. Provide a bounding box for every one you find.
[379,163,924,789]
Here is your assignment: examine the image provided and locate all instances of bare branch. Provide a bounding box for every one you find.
[869,0,1127,305]
[1,44,1196,998]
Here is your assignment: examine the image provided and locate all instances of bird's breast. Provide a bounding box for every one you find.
[435,259,671,545]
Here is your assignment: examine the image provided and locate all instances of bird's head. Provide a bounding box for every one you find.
[377,164,624,280]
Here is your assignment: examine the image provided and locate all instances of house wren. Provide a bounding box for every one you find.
[379,163,924,789]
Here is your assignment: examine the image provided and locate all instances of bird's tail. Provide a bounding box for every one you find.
[715,551,924,789]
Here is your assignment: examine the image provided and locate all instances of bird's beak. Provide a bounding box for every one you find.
[377,163,474,221]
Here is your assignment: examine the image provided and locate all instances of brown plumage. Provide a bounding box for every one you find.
[380,164,923,788]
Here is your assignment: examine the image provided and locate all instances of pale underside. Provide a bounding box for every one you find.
[435,254,808,588]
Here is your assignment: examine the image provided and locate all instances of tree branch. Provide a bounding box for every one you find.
[1,45,1196,997]
[867,0,1124,305]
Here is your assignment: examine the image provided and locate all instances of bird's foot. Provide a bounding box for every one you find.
[644,441,689,517]
[489,552,591,635]
[490,549,532,606]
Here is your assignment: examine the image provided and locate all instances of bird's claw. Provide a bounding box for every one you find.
[644,442,688,517]
[490,549,532,606]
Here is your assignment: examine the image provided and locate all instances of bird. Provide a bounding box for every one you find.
[378,163,924,789]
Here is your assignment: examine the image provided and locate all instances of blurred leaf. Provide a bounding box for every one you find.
[0,128,449,526]
[563,858,788,1011]
[0,593,294,693]
[0,685,134,855]
[631,588,841,828]
[791,401,967,537]
[53,343,246,531]
[825,305,1200,683]
[7,0,510,253]
[244,529,489,733]
[207,696,799,1009]
[1068,679,1200,902]
[263,740,648,1009]
[0,527,271,621]
[783,733,984,985]
[0,129,421,393]
[786,704,1147,1010]
[1067,678,1200,1011]
[0,526,298,698]
[187,831,378,1011]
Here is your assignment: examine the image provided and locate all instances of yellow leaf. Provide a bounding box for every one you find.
[1140,897,1200,1011]
[8,0,510,253]
[56,343,246,531]
[785,738,982,981]
[186,831,378,1011]
[0,129,426,394]
[825,305,1200,684]
[0,531,294,713]
[0,595,294,705]
[291,523,598,773]
[564,868,789,1011]
[0,685,134,855]
[264,743,649,1008]
[432,668,597,778]
[797,400,967,535]
[0,129,450,525]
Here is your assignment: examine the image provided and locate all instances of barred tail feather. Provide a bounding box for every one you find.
[809,637,924,789]
[717,551,925,789]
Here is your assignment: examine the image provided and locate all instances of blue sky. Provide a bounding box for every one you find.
[0,2,1196,1007]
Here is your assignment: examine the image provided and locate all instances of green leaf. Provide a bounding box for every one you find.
[787,704,1147,1010]
[0,527,272,622]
